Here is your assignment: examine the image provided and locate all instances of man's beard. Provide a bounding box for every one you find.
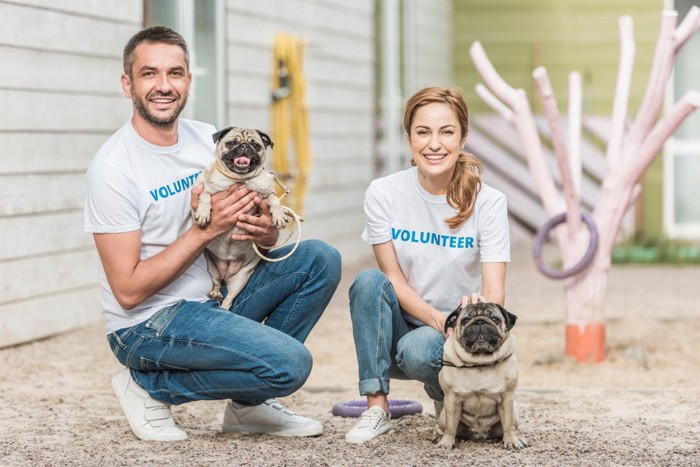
[132,88,188,128]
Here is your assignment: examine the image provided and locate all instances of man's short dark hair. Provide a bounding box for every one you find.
[123,26,189,77]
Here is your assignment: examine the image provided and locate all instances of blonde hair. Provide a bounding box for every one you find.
[404,87,483,229]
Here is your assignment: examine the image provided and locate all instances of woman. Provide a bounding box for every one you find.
[345,87,510,444]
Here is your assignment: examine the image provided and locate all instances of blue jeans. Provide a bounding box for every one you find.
[348,269,445,401]
[107,240,341,406]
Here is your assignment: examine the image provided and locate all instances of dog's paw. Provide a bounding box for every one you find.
[208,289,223,301]
[192,208,211,227]
[503,432,529,450]
[436,435,455,450]
[430,429,441,443]
[270,206,289,229]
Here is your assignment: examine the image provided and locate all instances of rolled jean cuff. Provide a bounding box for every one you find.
[358,378,390,396]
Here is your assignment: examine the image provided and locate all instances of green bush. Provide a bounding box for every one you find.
[612,235,700,264]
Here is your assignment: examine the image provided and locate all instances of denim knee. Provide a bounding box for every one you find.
[271,341,314,394]
[349,269,389,312]
[395,326,444,385]
[303,239,342,286]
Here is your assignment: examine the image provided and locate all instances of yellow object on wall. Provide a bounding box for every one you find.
[271,33,311,216]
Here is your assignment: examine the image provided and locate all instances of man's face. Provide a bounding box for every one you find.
[121,42,191,129]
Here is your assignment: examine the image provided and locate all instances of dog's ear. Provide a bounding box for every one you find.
[496,304,518,331]
[444,305,462,334]
[212,127,235,144]
[256,129,274,149]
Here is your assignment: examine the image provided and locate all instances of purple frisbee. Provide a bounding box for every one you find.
[331,399,423,419]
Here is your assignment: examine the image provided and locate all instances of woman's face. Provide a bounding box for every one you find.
[408,102,465,193]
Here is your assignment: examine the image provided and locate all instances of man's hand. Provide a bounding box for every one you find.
[231,195,279,247]
[190,183,262,241]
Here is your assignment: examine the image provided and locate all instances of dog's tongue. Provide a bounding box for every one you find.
[234,156,251,167]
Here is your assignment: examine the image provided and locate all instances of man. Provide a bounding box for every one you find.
[84,26,341,442]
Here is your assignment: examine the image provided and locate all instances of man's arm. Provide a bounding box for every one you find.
[94,185,271,310]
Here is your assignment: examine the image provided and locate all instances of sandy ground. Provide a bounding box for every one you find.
[1,246,699,466]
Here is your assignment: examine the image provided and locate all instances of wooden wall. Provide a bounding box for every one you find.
[222,0,378,262]
[452,0,665,239]
[0,0,455,348]
[0,0,141,348]
[453,0,662,114]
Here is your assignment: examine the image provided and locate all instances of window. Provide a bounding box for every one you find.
[146,0,224,127]
[664,0,700,238]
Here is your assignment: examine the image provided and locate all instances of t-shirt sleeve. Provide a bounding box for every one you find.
[361,180,393,245]
[478,191,511,262]
[84,161,140,234]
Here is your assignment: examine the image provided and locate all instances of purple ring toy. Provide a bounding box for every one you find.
[332,399,423,419]
[533,211,599,280]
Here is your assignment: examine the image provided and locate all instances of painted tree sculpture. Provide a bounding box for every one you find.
[470,8,700,362]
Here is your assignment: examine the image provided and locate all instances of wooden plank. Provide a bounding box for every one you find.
[0,174,84,216]
[11,0,143,23]
[0,249,97,304]
[481,170,549,232]
[0,212,91,261]
[0,90,130,131]
[0,288,102,349]
[0,45,122,94]
[0,132,109,174]
[0,3,138,57]
[471,116,600,209]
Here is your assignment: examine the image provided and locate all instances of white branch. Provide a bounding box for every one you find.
[673,5,700,52]
[475,83,515,123]
[607,15,635,169]
[533,67,581,236]
[469,41,518,106]
[568,71,582,201]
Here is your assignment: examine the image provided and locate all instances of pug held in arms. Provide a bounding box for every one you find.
[433,301,528,450]
[192,127,288,310]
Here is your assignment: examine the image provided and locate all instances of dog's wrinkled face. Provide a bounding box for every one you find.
[213,127,274,175]
[445,302,518,355]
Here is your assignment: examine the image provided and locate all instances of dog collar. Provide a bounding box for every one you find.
[441,348,513,368]
[214,160,239,178]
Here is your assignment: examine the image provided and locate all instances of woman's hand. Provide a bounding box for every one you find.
[460,292,485,306]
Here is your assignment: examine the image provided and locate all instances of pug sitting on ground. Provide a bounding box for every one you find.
[432,301,528,450]
[192,127,288,310]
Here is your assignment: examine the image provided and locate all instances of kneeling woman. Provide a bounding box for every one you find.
[345,86,511,444]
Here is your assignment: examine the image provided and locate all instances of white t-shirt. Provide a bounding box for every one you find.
[84,119,216,334]
[362,166,510,325]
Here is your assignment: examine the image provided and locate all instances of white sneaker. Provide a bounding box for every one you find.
[222,399,323,437]
[111,368,187,441]
[345,405,393,444]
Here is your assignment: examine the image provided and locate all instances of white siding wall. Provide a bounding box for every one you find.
[222,0,377,262]
[0,0,142,347]
[0,0,454,347]
[406,0,453,93]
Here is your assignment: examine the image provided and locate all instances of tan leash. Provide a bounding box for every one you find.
[252,172,303,263]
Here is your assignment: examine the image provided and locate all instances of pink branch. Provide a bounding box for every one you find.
[628,90,700,185]
[533,66,582,236]
[568,72,582,201]
[673,5,700,52]
[607,15,635,170]
[627,12,677,145]
[470,42,564,217]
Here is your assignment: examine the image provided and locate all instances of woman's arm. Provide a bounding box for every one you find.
[373,241,448,333]
[480,261,506,305]
[461,261,506,307]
